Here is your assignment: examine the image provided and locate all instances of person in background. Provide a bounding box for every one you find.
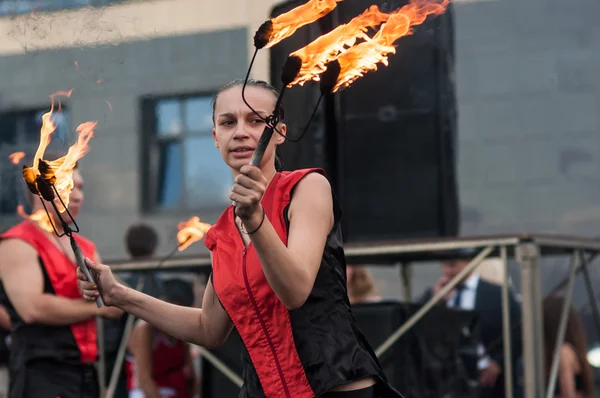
[421,249,522,398]
[543,295,595,398]
[126,279,199,398]
[103,223,163,398]
[0,156,123,398]
[0,304,11,396]
[346,265,382,304]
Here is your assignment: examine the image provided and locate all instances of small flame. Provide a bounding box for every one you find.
[332,0,449,91]
[17,205,54,233]
[265,0,343,49]
[288,5,390,87]
[176,217,212,252]
[8,152,25,165]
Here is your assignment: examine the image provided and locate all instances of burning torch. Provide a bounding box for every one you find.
[22,159,105,308]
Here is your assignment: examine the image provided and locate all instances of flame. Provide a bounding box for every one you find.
[265,0,343,49]
[332,0,449,91]
[26,90,97,218]
[8,152,25,165]
[288,5,390,87]
[17,205,54,233]
[52,122,96,212]
[32,90,73,171]
[176,217,212,252]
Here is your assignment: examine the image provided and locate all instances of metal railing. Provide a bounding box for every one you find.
[103,233,600,398]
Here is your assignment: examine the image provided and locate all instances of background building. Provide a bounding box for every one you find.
[0,0,599,308]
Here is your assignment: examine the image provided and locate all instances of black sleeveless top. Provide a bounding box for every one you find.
[234,198,403,397]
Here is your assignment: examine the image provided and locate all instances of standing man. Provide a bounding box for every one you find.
[103,223,163,398]
[421,249,523,398]
[0,157,123,398]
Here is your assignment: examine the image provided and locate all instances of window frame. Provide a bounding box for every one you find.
[0,106,72,223]
[140,91,232,215]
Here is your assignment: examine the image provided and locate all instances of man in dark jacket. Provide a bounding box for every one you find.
[421,249,523,398]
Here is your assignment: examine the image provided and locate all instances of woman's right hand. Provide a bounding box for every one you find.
[77,257,125,307]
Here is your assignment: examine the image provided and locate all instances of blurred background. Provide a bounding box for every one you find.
[0,0,599,396]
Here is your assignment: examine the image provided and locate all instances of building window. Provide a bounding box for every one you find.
[141,95,233,213]
[0,0,122,16]
[0,108,71,220]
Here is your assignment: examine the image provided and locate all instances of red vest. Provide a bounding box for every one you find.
[205,168,323,398]
[1,221,98,363]
[126,331,191,398]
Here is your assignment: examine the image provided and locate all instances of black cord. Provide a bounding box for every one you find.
[155,236,193,271]
[242,48,267,122]
[285,92,324,143]
[241,46,323,144]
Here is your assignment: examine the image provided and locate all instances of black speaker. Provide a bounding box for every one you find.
[200,329,244,398]
[268,0,459,244]
[269,0,340,188]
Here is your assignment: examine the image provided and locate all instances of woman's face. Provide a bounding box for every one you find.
[212,85,286,172]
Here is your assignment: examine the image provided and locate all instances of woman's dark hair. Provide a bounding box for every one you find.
[543,295,594,395]
[211,79,285,171]
[125,223,159,259]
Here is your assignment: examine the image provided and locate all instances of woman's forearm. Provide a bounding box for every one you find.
[246,216,313,310]
[115,285,211,347]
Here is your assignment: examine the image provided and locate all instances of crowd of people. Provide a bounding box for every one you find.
[0,78,595,398]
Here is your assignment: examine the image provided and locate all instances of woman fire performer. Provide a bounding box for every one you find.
[78,79,403,398]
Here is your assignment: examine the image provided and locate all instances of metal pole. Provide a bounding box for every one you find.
[106,277,146,398]
[516,243,544,398]
[374,246,494,357]
[580,253,600,339]
[96,316,106,398]
[500,245,513,398]
[400,262,412,302]
[545,251,579,398]
[195,346,244,388]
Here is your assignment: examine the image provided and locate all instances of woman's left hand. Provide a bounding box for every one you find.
[230,165,267,223]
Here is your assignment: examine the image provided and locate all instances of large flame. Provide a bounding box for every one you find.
[332,0,449,91]
[264,0,343,49]
[8,152,25,165]
[176,217,212,252]
[24,90,97,227]
[288,5,390,87]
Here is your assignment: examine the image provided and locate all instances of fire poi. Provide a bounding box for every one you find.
[18,90,104,307]
[245,0,449,168]
[153,216,213,268]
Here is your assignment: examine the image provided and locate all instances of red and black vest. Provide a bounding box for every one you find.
[0,221,98,368]
[205,169,397,398]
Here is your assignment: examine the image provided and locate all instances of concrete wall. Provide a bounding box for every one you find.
[0,0,282,258]
[378,0,600,303]
[0,0,599,304]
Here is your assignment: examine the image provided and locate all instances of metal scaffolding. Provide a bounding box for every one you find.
[104,233,600,398]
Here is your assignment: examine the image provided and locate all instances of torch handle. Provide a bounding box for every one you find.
[70,236,105,308]
[250,125,275,167]
[232,126,275,208]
